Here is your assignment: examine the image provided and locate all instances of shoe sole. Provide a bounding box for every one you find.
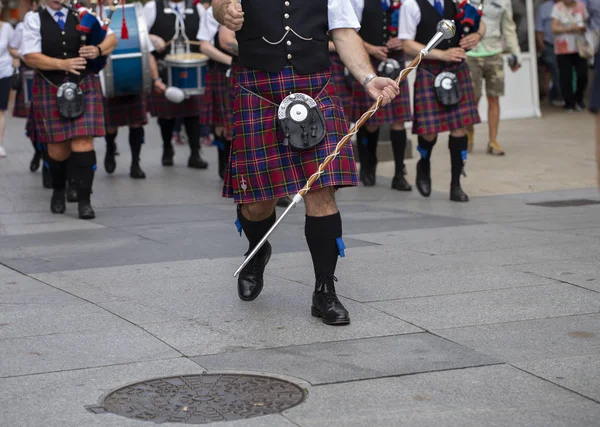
[311,306,351,325]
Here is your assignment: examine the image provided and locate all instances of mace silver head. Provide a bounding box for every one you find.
[437,20,456,40]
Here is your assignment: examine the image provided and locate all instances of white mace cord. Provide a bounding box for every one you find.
[233,20,456,277]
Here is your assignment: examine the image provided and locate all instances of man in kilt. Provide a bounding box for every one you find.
[399,0,483,202]
[9,1,52,188]
[144,0,211,169]
[198,6,235,180]
[23,0,118,219]
[103,3,166,180]
[214,0,400,325]
[352,0,413,191]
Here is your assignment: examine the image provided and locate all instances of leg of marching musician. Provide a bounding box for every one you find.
[47,143,70,214]
[104,128,117,174]
[183,116,208,169]
[158,118,176,166]
[129,126,146,179]
[70,137,96,220]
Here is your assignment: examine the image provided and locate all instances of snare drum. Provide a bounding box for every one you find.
[165,53,208,97]
[22,69,35,107]
[100,2,152,98]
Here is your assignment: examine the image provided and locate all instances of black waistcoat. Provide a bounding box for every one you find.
[150,1,200,60]
[359,0,388,46]
[236,0,330,75]
[40,8,87,86]
[414,0,460,50]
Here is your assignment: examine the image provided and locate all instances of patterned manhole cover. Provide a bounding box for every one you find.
[95,374,306,424]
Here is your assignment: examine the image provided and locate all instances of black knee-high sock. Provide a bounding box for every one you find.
[356,127,370,170]
[158,118,176,150]
[417,135,437,172]
[305,212,343,279]
[237,206,276,256]
[449,135,468,185]
[70,151,96,202]
[31,139,41,154]
[105,131,117,154]
[129,127,144,164]
[390,129,407,177]
[365,128,380,166]
[183,116,201,154]
[47,156,68,190]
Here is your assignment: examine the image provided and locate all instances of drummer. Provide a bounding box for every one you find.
[144,0,211,169]
[102,0,166,180]
[198,5,234,180]
[9,0,52,188]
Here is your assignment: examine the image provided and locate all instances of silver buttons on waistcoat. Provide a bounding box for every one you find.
[285,1,290,5]
[284,13,289,19]
[286,40,292,46]
[287,54,292,59]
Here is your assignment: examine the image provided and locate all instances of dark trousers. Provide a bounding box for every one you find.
[557,53,588,108]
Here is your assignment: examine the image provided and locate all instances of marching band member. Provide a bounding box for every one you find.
[352,0,413,191]
[398,0,484,202]
[198,5,233,180]
[9,1,53,188]
[214,0,399,325]
[102,0,166,180]
[23,0,118,219]
[0,9,15,159]
[144,0,210,169]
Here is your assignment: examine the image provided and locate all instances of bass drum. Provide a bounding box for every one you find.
[100,2,152,98]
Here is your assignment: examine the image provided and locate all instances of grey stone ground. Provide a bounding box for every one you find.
[0,112,599,427]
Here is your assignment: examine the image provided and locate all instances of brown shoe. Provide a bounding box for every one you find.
[487,140,505,156]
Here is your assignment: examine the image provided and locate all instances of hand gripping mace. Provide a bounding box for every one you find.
[233,20,456,277]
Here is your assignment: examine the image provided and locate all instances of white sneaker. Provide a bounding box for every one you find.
[0,145,6,158]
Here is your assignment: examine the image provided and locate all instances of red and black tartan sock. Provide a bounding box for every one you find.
[183,116,200,154]
[129,127,144,164]
[105,131,117,154]
[47,156,68,190]
[70,151,96,202]
[305,212,342,280]
[237,206,276,256]
[449,135,468,185]
[390,129,407,177]
[158,118,176,150]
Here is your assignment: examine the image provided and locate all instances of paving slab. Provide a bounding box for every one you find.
[283,364,600,427]
[0,272,82,305]
[0,324,180,378]
[509,258,600,293]
[369,283,600,330]
[0,211,105,236]
[191,333,498,385]
[516,355,600,402]
[435,314,600,363]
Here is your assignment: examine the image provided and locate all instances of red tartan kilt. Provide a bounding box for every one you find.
[31,74,106,144]
[329,53,353,116]
[207,66,235,139]
[103,94,148,129]
[350,55,412,126]
[412,60,481,135]
[222,65,358,204]
[13,87,29,118]
[147,88,211,122]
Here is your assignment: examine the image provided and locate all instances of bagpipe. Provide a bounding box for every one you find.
[62,0,124,73]
[454,0,483,37]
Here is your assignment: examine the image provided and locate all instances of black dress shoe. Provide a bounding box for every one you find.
[104,151,116,174]
[188,153,209,169]
[130,163,146,179]
[311,276,350,326]
[42,166,53,189]
[50,189,66,214]
[78,201,96,220]
[391,175,412,191]
[450,184,469,202]
[162,147,174,166]
[359,168,375,186]
[415,159,432,197]
[66,184,78,203]
[276,196,292,208]
[30,152,41,172]
[238,242,271,301]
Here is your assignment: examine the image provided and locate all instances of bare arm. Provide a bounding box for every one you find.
[330,28,375,85]
[552,18,580,34]
[535,31,545,51]
[200,40,233,65]
[218,26,238,56]
[502,1,521,58]
[98,33,118,56]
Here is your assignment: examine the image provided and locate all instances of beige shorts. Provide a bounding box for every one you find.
[466,54,505,100]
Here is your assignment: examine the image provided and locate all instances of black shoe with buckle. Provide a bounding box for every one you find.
[188,152,209,169]
[311,276,350,326]
[50,189,66,214]
[391,175,412,191]
[130,162,146,179]
[238,242,271,301]
[450,183,469,202]
[415,159,432,197]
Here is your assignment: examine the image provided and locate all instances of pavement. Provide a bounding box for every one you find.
[0,106,599,427]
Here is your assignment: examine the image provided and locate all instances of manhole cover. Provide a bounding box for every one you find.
[526,199,600,208]
[98,374,306,424]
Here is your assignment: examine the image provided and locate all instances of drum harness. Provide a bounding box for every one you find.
[236,26,329,151]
